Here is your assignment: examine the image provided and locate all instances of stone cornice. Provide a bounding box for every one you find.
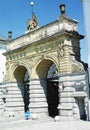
[58,15,78,24]
[4,30,84,55]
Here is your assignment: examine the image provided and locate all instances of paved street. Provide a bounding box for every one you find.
[0,117,90,130]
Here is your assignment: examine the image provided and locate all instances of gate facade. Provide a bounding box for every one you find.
[0,4,89,120]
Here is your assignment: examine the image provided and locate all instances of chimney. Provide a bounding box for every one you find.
[60,4,65,15]
[8,31,12,41]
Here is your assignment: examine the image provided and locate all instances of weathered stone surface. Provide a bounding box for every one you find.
[0,4,88,121]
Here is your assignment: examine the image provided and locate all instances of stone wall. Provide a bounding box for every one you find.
[58,71,89,121]
[0,82,24,117]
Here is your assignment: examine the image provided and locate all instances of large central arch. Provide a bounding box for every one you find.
[36,59,59,117]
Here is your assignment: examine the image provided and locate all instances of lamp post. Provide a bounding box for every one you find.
[82,0,90,120]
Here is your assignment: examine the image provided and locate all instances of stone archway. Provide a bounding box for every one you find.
[35,59,59,117]
[14,65,30,113]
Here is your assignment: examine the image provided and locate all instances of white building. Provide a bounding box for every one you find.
[0,35,7,82]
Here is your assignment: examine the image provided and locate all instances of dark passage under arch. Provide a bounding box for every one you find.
[23,71,30,112]
[47,80,59,117]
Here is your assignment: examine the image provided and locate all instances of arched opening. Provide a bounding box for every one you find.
[47,64,59,117]
[36,59,59,117]
[23,71,30,112]
[14,65,30,112]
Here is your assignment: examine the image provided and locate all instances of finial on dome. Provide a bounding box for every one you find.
[30,1,34,14]
[30,1,34,6]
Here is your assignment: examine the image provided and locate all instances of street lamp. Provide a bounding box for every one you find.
[82,0,90,121]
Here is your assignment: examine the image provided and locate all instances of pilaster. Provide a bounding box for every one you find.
[29,79,48,118]
[58,81,75,121]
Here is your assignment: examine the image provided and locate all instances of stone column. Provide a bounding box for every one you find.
[29,79,48,118]
[5,82,24,117]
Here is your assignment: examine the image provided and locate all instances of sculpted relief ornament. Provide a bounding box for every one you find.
[70,55,84,72]
[58,42,64,57]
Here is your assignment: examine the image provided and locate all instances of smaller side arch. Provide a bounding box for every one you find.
[11,62,31,82]
[12,63,30,113]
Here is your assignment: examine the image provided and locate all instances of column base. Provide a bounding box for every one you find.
[59,116,75,121]
[29,103,48,119]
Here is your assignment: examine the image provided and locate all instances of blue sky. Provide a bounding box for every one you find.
[0,0,87,63]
